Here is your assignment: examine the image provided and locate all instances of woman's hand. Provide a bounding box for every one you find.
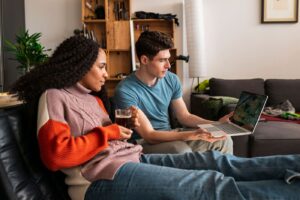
[218,112,233,123]
[118,126,133,140]
[184,128,226,143]
[128,106,140,128]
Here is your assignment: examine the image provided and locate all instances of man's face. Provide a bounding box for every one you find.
[143,49,171,79]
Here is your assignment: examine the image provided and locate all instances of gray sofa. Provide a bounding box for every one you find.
[191,78,300,157]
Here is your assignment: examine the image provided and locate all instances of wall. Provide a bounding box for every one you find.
[203,0,300,79]
[25,0,300,105]
[25,0,81,53]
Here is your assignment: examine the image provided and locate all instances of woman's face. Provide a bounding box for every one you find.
[79,49,108,92]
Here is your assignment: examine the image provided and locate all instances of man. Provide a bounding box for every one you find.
[114,31,233,154]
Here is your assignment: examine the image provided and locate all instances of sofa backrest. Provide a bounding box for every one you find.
[265,79,300,111]
[209,78,265,98]
[0,104,70,200]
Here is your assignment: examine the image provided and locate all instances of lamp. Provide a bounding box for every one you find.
[184,0,207,79]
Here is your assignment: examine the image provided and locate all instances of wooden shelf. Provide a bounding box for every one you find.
[132,18,173,22]
[83,19,106,23]
[132,19,174,40]
[107,50,131,78]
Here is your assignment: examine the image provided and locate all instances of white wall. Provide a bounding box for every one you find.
[25,0,81,53]
[25,0,300,106]
[202,0,300,79]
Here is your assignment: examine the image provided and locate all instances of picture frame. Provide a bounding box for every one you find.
[262,0,299,23]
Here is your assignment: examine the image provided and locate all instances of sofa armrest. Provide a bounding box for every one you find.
[191,94,222,120]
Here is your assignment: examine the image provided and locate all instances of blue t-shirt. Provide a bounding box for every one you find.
[114,71,182,132]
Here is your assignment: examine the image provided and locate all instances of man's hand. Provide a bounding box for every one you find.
[183,128,226,143]
[218,112,233,123]
[129,106,140,128]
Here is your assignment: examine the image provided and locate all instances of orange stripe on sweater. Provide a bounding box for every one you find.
[94,97,121,139]
[95,97,108,114]
[38,119,120,171]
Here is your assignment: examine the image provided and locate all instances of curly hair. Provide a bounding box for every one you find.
[135,31,174,61]
[10,35,99,104]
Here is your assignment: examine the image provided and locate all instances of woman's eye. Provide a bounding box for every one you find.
[99,64,106,69]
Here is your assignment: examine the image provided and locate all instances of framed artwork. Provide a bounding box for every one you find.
[262,0,299,23]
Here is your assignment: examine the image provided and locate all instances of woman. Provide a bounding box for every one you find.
[11,35,300,200]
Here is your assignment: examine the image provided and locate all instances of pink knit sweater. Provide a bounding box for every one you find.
[37,83,143,200]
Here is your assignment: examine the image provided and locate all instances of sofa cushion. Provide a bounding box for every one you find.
[250,121,300,157]
[265,79,300,111]
[209,78,265,98]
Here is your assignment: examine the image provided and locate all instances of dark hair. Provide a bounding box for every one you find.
[135,31,174,61]
[10,35,100,104]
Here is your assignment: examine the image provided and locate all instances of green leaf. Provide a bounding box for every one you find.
[4,29,51,72]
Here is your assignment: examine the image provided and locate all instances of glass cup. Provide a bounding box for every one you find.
[115,109,132,128]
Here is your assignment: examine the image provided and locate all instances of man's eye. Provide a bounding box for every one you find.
[160,59,168,62]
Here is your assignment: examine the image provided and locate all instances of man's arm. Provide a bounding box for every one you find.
[171,97,213,127]
[134,108,224,144]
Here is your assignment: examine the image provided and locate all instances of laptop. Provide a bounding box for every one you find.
[198,91,268,137]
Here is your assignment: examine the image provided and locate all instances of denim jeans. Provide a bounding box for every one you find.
[85,151,300,200]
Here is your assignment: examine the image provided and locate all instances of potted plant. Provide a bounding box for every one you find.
[5,30,51,74]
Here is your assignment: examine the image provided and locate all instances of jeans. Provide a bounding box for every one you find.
[85,151,300,200]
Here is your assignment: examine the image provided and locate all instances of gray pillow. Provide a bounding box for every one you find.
[265,79,300,111]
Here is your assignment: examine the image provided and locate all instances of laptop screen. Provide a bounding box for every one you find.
[231,91,268,131]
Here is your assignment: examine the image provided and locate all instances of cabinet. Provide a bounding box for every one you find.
[82,0,177,96]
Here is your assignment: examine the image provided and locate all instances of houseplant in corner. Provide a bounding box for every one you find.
[5,30,50,74]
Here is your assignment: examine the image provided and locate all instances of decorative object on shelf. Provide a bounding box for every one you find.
[113,0,129,20]
[95,5,105,19]
[84,0,105,20]
[133,11,179,26]
[5,30,50,74]
[262,0,298,23]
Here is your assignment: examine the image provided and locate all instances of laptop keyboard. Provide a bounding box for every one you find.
[212,123,248,134]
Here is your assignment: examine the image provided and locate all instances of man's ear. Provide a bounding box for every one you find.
[140,55,149,65]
